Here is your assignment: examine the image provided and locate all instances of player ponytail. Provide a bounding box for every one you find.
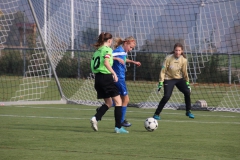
[93,32,112,49]
[113,36,136,49]
[113,37,124,49]
[169,43,186,58]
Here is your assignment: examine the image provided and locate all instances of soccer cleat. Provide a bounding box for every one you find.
[115,127,129,133]
[186,111,195,119]
[121,119,132,127]
[153,114,161,120]
[90,116,98,131]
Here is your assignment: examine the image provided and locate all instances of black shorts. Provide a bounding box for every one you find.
[94,73,119,99]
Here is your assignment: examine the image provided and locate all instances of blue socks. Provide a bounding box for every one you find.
[121,106,127,123]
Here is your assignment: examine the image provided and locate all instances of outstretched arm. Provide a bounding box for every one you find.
[113,57,125,65]
[182,59,189,82]
[159,58,167,83]
[126,59,141,67]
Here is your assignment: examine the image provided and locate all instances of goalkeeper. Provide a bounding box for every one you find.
[153,43,194,120]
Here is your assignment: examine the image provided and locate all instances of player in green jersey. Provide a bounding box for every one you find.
[90,32,129,133]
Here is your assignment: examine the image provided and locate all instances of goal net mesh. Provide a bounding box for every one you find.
[0,0,239,112]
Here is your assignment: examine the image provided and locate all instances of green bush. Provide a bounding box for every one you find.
[55,52,92,78]
[126,52,165,81]
[0,50,24,76]
[56,55,78,78]
[195,55,235,83]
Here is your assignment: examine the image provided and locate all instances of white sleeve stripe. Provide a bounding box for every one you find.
[112,52,127,56]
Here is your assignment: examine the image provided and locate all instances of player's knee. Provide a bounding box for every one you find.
[162,95,170,102]
[122,95,129,106]
[183,90,191,96]
[105,101,112,108]
[124,98,129,104]
[113,98,122,106]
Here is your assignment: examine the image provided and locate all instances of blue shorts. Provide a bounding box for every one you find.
[115,79,128,96]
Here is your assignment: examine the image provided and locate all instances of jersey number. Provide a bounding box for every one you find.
[93,56,100,69]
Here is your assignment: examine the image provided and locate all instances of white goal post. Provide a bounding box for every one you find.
[0,0,239,113]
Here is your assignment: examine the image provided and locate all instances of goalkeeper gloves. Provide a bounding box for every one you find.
[158,82,163,92]
[186,81,191,92]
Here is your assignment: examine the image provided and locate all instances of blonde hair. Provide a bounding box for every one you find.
[169,43,186,58]
[113,36,136,49]
[93,32,112,49]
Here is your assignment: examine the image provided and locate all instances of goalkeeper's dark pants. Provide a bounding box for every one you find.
[155,78,191,115]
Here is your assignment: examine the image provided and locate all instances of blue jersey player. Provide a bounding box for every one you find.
[112,36,141,127]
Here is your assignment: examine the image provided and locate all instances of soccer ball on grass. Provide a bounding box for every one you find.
[144,117,158,132]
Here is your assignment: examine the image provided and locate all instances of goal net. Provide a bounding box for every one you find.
[0,0,239,112]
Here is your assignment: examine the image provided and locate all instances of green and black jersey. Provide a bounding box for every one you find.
[91,46,113,74]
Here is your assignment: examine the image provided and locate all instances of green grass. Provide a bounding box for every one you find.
[0,76,61,101]
[1,75,240,108]
[0,104,240,160]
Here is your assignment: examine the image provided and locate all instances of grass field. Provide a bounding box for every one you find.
[0,104,240,160]
[1,76,240,108]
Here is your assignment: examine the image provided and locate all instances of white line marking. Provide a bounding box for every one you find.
[0,114,240,125]
[0,114,85,120]
[3,105,240,118]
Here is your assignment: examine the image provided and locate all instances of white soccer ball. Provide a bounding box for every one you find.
[144,117,158,132]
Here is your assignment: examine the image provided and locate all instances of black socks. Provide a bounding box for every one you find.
[95,104,122,129]
[95,104,109,121]
[114,106,122,128]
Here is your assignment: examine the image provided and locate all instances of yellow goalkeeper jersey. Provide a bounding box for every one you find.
[159,54,189,82]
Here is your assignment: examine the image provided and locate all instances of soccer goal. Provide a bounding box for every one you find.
[0,0,239,113]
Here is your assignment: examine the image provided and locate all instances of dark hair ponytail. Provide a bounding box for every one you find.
[93,32,112,49]
[169,43,186,58]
